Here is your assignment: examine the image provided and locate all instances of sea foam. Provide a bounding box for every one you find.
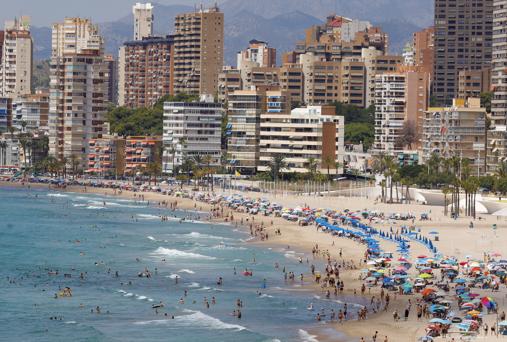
[151,247,216,260]
[298,329,319,342]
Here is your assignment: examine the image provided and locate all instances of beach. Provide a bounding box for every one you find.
[3,180,507,341]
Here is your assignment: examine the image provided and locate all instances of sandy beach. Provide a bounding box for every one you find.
[4,180,507,341]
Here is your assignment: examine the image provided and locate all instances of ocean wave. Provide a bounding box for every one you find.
[211,244,246,251]
[298,329,319,342]
[177,310,247,331]
[259,294,273,298]
[197,286,212,291]
[151,247,216,260]
[182,232,231,240]
[166,274,180,279]
[133,311,247,332]
[187,282,200,288]
[64,321,77,324]
[124,292,134,297]
[47,193,68,197]
[72,203,87,207]
[232,259,243,262]
[86,206,105,210]
[177,269,195,274]
[138,214,160,220]
[147,236,156,241]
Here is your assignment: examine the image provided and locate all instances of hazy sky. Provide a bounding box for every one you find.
[0,0,218,27]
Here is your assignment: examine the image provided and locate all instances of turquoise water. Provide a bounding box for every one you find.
[0,187,356,341]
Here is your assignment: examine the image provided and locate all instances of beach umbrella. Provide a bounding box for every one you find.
[418,255,428,259]
[491,252,502,257]
[428,231,439,235]
[461,303,476,309]
[467,310,481,316]
[419,273,432,279]
[421,288,436,296]
[429,318,451,324]
[454,278,466,284]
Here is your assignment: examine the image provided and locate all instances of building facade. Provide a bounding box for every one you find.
[118,36,174,108]
[133,3,154,41]
[258,105,344,174]
[237,39,276,70]
[173,6,224,96]
[87,136,126,176]
[458,68,491,100]
[12,90,49,132]
[433,0,493,105]
[0,97,12,133]
[0,17,32,98]
[124,136,162,175]
[422,98,486,174]
[373,68,430,154]
[162,95,223,173]
[51,17,103,56]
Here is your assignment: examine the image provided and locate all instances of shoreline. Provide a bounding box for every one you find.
[3,180,507,341]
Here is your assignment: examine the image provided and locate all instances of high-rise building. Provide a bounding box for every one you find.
[237,40,276,70]
[133,3,154,41]
[458,68,491,100]
[104,54,118,105]
[258,104,344,174]
[433,0,493,105]
[118,36,174,108]
[12,90,49,132]
[218,67,242,103]
[0,97,12,133]
[293,15,388,63]
[51,17,103,56]
[49,18,108,168]
[422,98,487,174]
[0,17,32,98]
[173,5,224,96]
[162,95,223,173]
[489,0,507,171]
[227,89,267,174]
[413,27,434,77]
[373,68,430,154]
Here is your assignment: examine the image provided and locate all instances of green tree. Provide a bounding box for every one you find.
[344,122,374,150]
[267,155,286,182]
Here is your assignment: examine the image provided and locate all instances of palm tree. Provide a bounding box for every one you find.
[18,133,33,173]
[396,121,418,150]
[0,140,7,166]
[322,155,335,179]
[20,120,27,133]
[442,186,451,216]
[383,155,397,203]
[267,155,286,182]
[69,154,81,179]
[202,154,214,192]
[306,157,318,180]
[496,161,507,178]
[181,156,195,186]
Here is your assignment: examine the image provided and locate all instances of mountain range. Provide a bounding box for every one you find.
[30,0,434,64]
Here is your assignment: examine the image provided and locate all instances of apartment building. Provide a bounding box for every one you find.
[458,68,491,100]
[162,95,223,174]
[293,15,388,62]
[104,54,118,105]
[278,63,304,106]
[300,54,367,107]
[218,67,242,103]
[363,52,403,107]
[118,36,174,108]
[0,97,12,132]
[237,39,276,70]
[373,68,430,154]
[0,17,32,98]
[124,136,162,175]
[422,98,486,174]
[227,89,268,174]
[133,3,154,41]
[51,18,103,56]
[258,105,344,174]
[433,0,493,105]
[173,5,224,96]
[12,90,49,132]
[49,50,109,165]
[413,27,434,77]
[87,136,126,176]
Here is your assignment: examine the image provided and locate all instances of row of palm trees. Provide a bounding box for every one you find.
[266,155,343,182]
[372,153,489,218]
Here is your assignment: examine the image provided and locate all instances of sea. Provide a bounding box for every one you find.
[0,187,360,342]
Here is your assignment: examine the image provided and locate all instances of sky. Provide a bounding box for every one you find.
[0,0,219,27]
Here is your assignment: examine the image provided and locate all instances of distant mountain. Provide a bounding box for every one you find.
[220,0,433,28]
[29,1,433,64]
